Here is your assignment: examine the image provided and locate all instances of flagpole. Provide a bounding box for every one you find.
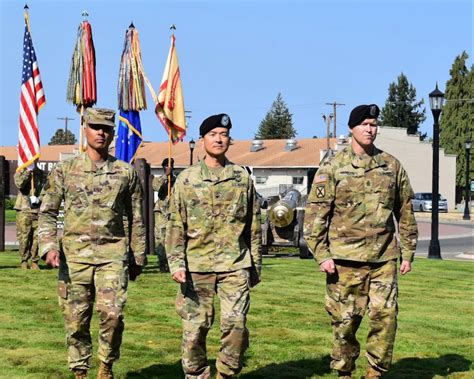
[166,24,176,197]
[24,3,34,175]
[79,10,88,152]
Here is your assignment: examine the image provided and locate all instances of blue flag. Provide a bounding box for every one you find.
[116,110,143,163]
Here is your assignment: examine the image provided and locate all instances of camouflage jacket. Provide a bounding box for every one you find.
[152,174,176,216]
[304,145,418,264]
[14,167,47,213]
[166,159,262,275]
[38,153,146,265]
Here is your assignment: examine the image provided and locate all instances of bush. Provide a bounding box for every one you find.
[5,196,16,210]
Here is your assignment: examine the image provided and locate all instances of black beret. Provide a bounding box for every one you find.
[199,114,232,136]
[348,104,380,128]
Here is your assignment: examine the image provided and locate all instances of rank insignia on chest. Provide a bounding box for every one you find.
[316,184,326,198]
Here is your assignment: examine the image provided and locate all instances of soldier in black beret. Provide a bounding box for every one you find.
[167,112,262,379]
[305,102,417,378]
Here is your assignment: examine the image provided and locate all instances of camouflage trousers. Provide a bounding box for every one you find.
[16,211,39,263]
[57,260,128,371]
[325,259,398,373]
[176,269,251,378]
[154,220,169,272]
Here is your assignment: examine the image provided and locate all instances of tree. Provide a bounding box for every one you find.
[439,51,474,197]
[380,73,426,135]
[255,93,296,139]
[48,129,77,145]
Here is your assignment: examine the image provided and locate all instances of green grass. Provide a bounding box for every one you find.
[0,251,472,378]
[5,209,16,223]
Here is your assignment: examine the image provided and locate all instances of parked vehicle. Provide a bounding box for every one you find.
[412,192,448,212]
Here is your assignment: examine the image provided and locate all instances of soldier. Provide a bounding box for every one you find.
[39,108,146,379]
[166,113,262,379]
[152,157,176,272]
[304,104,418,379]
[14,160,47,270]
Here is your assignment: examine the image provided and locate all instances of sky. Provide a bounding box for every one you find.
[0,0,472,148]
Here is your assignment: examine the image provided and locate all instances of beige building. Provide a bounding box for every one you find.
[375,126,457,210]
[0,128,457,209]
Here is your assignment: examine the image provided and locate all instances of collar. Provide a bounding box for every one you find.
[199,158,239,182]
[81,152,116,173]
[349,145,386,170]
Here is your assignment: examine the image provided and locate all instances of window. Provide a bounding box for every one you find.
[292,176,304,185]
[256,176,267,184]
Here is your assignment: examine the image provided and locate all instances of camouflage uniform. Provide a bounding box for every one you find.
[14,166,47,266]
[304,145,418,373]
[152,173,175,272]
[166,159,262,378]
[39,152,146,372]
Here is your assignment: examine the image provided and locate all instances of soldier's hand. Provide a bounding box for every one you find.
[45,250,60,268]
[319,259,336,274]
[172,270,186,283]
[129,265,143,281]
[400,260,412,275]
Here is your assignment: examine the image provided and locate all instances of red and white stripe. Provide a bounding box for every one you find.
[18,61,45,170]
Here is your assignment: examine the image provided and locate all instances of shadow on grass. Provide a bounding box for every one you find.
[126,360,183,379]
[240,355,332,378]
[386,354,472,379]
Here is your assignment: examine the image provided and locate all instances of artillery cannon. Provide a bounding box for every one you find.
[261,188,311,259]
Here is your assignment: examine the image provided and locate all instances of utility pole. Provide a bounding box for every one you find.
[57,117,75,134]
[325,101,345,137]
[322,113,334,151]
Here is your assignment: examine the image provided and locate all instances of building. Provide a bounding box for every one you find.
[0,127,457,209]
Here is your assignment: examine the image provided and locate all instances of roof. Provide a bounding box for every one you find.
[0,138,337,168]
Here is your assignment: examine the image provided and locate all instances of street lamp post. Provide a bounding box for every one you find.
[189,138,195,166]
[428,84,445,259]
[463,140,472,220]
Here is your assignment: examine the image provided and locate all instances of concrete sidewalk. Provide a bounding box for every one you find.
[3,212,472,245]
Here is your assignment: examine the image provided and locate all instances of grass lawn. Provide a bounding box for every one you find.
[6,209,16,223]
[0,251,472,378]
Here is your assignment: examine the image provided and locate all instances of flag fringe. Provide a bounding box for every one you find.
[118,27,156,111]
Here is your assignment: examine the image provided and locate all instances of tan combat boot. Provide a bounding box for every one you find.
[31,262,40,270]
[365,366,383,378]
[338,371,352,379]
[21,262,28,270]
[73,369,88,379]
[97,361,114,379]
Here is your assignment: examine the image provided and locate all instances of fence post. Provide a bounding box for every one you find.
[134,158,150,256]
[148,174,155,255]
[0,156,6,252]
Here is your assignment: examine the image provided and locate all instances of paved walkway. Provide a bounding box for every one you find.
[2,212,472,257]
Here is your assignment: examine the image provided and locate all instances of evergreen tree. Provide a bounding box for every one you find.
[48,129,77,145]
[439,51,474,193]
[255,93,296,139]
[380,73,426,135]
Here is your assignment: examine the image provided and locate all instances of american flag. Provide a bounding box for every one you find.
[18,13,45,171]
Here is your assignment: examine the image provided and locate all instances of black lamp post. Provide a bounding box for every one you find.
[428,84,445,259]
[189,138,195,166]
[463,140,472,220]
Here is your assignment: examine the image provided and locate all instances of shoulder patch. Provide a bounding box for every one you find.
[315,184,326,198]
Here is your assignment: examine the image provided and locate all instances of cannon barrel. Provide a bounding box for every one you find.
[268,189,301,228]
